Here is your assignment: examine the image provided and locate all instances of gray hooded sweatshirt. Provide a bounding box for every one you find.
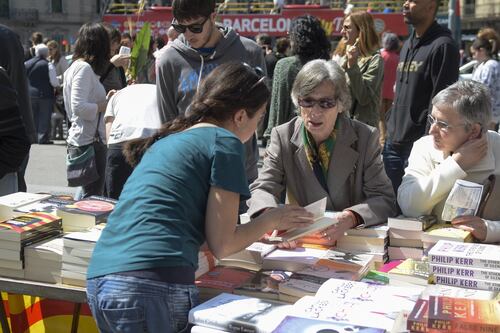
[156,25,266,182]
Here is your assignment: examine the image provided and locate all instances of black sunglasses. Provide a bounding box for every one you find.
[298,98,337,109]
[171,17,209,34]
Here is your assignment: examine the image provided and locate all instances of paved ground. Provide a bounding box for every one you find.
[25,139,267,197]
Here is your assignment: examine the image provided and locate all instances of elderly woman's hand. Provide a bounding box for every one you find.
[452,134,488,171]
[110,53,131,68]
[297,210,358,247]
[451,215,487,241]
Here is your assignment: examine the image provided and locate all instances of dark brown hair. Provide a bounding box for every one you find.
[72,23,110,76]
[124,62,270,167]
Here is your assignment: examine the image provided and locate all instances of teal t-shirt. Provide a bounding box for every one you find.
[87,127,250,279]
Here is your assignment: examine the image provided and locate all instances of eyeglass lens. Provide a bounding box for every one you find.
[299,98,336,109]
[172,17,208,34]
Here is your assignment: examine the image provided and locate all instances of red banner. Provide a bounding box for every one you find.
[103,7,408,38]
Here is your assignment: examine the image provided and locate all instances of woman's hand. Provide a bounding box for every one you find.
[451,215,487,241]
[298,210,358,247]
[258,205,314,231]
[110,54,131,68]
[346,38,360,68]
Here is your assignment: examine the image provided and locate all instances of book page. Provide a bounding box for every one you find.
[441,179,483,221]
[304,197,327,220]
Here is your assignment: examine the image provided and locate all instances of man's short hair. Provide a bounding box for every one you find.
[275,37,290,54]
[172,0,216,21]
[31,32,43,45]
[256,33,272,47]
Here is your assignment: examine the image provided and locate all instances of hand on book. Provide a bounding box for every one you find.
[259,205,314,231]
[297,210,357,246]
[451,215,487,241]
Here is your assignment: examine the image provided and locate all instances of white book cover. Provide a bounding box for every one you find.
[0,192,52,217]
[262,247,326,272]
[428,240,500,270]
[430,263,500,281]
[420,284,498,300]
[188,293,291,333]
[434,275,500,292]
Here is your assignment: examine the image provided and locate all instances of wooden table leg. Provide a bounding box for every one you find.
[0,295,11,333]
[70,303,81,333]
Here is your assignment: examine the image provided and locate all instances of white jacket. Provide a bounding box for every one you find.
[398,131,500,243]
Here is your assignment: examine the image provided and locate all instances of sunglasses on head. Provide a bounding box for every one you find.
[298,98,337,109]
[171,17,209,34]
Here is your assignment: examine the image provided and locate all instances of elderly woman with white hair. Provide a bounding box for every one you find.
[248,59,397,245]
[398,80,500,243]
[24,43,59,144]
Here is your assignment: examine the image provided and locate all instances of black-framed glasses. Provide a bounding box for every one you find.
[298,97,337,110]
[171,17,209,34]
[427,114,468,132]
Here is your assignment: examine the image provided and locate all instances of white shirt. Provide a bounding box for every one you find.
[104,84,162,145]
[472,59,500,122]
[63,60,106,146]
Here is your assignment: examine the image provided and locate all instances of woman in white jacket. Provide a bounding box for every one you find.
[398,80,500,243]
[63,23,114,199]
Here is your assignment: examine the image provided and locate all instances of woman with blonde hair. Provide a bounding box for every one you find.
[335,11,384,128]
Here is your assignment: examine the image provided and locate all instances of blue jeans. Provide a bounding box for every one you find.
[382,140,414,197]
[87,275,199,333]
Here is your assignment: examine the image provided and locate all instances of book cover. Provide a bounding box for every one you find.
[278,273,329,298]
[422,224,474,244]
[57,196,116,231]
[315,249,374,273]
[234,270,285,301]
[387,215,437,231]
[430,263,500,282]
[272,315,385,333]
[188,293,291,333]
[344,224,389,238]
[434,275,500,292]
[387,258,430,286]
[14,194,74,215]
[195,267,255,292]
[0,212,62,241]
[261,247,326,272]
[428,240,500,270]
[407,298,429,333]
[0,192,52,219]
[219,242,275,271]
[428,296,500,332]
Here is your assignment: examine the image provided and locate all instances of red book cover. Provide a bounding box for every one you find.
[428,296,500,333]
[407,298,429,332]
[195,267,255,292]
[0,212,61,241]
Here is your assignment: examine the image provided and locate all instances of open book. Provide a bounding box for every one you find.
[441,179,483,221]
[268,198,338,242]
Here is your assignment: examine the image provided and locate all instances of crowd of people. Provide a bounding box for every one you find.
[1,0,500,331]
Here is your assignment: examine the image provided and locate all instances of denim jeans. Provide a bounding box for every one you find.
[382,140,414,197]
[87,275,199,333]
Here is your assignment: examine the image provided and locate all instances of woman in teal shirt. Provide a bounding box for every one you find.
[86,63,313,332]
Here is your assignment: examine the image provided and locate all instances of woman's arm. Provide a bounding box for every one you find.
[69,64,103,121]
[205,186,313,259]
[345,53,384,107]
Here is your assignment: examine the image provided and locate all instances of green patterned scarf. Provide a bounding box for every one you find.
[302,120,338,180]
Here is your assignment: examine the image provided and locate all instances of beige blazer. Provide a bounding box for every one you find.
[248,115,397,226]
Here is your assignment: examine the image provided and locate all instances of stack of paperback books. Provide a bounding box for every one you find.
[61,224,105,286]
[387,215,436,261]
[56,196,116,232]
[428,240,500,292]
[0,212,62,279]
[0,192,52,220]
[24,237,63,283]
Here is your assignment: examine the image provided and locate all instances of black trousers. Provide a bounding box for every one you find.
[105,143,133,200]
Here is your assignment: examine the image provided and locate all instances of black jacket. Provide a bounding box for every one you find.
[386,21,459,145]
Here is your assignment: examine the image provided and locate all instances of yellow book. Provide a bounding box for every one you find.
[421,223,473,244]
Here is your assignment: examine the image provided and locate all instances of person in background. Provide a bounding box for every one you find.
[25,31,43,61]
[0,24,36,192]
[275,37,290,60]
[383,0,459,196]
[25,44,59,144]
[398,80,500,243]
[0,64,30,195]
[47,40,69,141]
[153,25,180,62]
[104,84,162,199]
[256,33,276,78]
[120,32,134,49]
[335,11,384,128]
[477,27,499,60]
[264,15,331,142]
[63,23,115,199]
[470,37,500,131]
[87,63,313,331]
[379,32,400,145]
[101,25,130,93]
[249,60,396,246]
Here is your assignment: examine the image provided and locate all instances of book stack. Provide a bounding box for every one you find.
[218,242,276,271]
[0,212,62,279]
[335,224,389,268]
[289,278,424,331]
[407,296,500,333]
[188,292,292,333]
[24,237,63,283]
[0,192,52,220]
[14,194,75,216]
[61,224,105,287]
[56,196,116,232]
[195,266,256,301]
[196,249,217,278]
[386,258,431,286]
[428,240,500,292]
[387,215,436,261]
[261,246,328,272]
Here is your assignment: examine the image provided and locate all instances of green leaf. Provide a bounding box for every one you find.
[129,22,151,80]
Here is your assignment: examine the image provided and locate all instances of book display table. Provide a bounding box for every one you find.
[0,277,86,333]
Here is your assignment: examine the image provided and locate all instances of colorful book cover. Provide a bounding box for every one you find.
[388,258,430,285]
[195,267,255,292]
[14,194,75,215]
[57,196,116,217]
[428,240,500,270]
[430,264,500,282]
[428,296,500,332]
[0,212,62,241]
[422,224,473,243]
[407,298,429,332]
[316,249,374,272]
[272,315,385,333]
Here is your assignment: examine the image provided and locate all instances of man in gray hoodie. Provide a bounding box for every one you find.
[156,0,266,203]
